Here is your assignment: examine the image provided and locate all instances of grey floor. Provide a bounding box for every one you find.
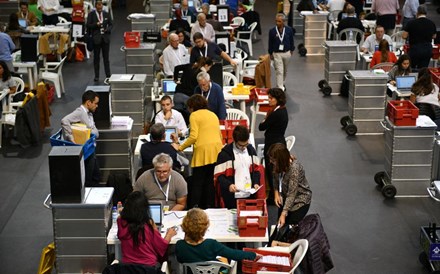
[1,0,440,273]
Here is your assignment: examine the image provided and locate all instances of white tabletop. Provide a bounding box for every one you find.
[29,25,70,33]
[107,208,267,245]
[134,134,193,155]
[223,86,250,101]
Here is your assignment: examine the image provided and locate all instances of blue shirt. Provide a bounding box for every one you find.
[0,33,15,62]
[268,25,295,55]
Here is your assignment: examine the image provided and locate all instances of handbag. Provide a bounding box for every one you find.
[143,28,161,43]
[86,31,94,52]
[268,224,300,247]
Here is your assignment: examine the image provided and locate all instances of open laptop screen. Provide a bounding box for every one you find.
[18,19,27,28]
[162,79,177,93]
[396,76,416,90]
[149,203,162,226]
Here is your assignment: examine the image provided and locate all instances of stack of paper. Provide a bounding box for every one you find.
[71,123,91,144]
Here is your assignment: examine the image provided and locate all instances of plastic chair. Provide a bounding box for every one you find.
[256,239,309,274]
[9,76,25,109]
[337,28,364,45]
[182,261,234,274]
[226,108,250,127]
[235,22,258,57]
[223,71,239,87]
[37,242,55,274]
[250,101,269,134]
[327,10,341,39]
[102,0,113,20]
[285,135,296,152]
[231,16,245,27]
[240,59,259,82]
[57,16,68,24]
[371,62,395,72]
[40,56,67,98]
[391,31,405,49]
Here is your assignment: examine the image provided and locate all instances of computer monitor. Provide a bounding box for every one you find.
[161,79,177,94]
[188,0,194,7]
[18,19,27,28]
[395,76,416,90]
[164,126,177,143]
[149,203,163,226]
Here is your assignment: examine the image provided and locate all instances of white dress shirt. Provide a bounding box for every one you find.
[155,109,188,135]
[162,44,189,77]
[37,0,60,16]
[190,22,216,43]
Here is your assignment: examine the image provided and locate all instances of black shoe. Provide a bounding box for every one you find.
[94,77,99,82]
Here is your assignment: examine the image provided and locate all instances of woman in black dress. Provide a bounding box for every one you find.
[258,88,289,202]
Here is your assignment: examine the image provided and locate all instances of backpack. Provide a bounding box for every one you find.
[106,171,133,205]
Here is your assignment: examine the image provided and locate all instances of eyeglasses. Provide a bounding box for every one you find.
[155,169,171,174]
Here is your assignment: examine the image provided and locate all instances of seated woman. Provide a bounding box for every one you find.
[176,28,192,48]
[117,191,177,268]
[410,68,440,127]
[176,208,257,264]
[0,61,17,95]
[388,54,411,86]
[369,39,397,68]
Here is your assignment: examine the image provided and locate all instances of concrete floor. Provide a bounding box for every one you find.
[1,0,440,273]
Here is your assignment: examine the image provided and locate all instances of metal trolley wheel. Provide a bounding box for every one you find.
[374,171,397,198]
[317,79,332,96]
[340,116,357,136]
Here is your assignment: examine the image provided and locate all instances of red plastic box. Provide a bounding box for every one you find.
[219,119,248,144]
[429,68,440,87]
[237,199,268,237]
[124,32,140,48]
[242,248,293,274]
[387,100,419,126]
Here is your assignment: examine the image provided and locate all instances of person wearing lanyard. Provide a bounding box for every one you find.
[214,125,265,209]
[194,71,227,120]
[190,13,215,44]
[268,13,295,90]
[134,153,188,211]
[268,143,312,227]
[86,0,113,82]
[17,2,38,26]
[61,90,101,187]
[180,0,196,23]
[190,32,237,67]
[162,33,189,78]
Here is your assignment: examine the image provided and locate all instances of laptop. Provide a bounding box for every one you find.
[164,126,177,143]
[161,79,177,94]
[18,18,27,28]
[395,76,416,91]
[149,203,163,226]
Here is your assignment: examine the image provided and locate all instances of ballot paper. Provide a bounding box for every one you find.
[416,115,437,128]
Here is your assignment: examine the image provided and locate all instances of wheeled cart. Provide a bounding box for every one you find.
[301,11,328,56]
[318,41,357,96]
[419,225,440,272]
[340,70,388,136]
[374,116,437,198]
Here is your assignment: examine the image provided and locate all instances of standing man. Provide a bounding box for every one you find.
[268,13,295,91]
[194,71,227,120]
[360,25,392,53]
[190,13,215,44]
[190,32,237,66]
[402,5,437,70]
[134,153,188,211]
[37,0,59,26]
[87,0,112,82]
[162,33,189,78]
[181,0,196,23]
[0,29,15,71]
[402,0,419,29]
[61,90,100,186]
[17,2,38,26]
[371,0,399,35]
[214,125,264,209]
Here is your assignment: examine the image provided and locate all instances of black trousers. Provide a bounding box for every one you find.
[93,41,111,79]
[42,14,59,26]
[278,203,310,225]
[189,164,215,209]
[376,14,396,33]
[84,152,101,187]
[409,43,432,70]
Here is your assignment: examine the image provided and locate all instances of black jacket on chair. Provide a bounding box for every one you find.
[14,96,40,146]
[86,9,113,45]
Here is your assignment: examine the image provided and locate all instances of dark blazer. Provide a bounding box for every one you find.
[86,9,112,44]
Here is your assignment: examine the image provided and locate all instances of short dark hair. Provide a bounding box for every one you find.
[160,95,173,103]
[193,32,204,42]
[150,123,165,141]
[82,90,99,104]
[187,94,208,111]
[268,88,286,106]
[232,125,249,143]
[417,5,427,15]
[268,143,291,173]
[19,2,29,7]
[0,61,12,82]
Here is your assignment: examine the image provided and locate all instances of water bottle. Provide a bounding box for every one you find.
[117,201,123,214]
[348,31,354,43]
[112,206,118,224]
[153,79,159,97]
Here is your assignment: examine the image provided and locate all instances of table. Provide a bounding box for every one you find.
[13,61,38,90]
[0,90,12,148]
[107,208,267,260]
[28,25,70,35]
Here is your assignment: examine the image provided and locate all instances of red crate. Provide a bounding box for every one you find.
[237,199,268,237]
[124,32,140,48]
[429,68,440,87]
[433,45,440,59]
[387,100,419,126]
[220,119,248,144]
[242,248,293,274]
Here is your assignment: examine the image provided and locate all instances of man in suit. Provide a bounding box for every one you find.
[87,0,112,82]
